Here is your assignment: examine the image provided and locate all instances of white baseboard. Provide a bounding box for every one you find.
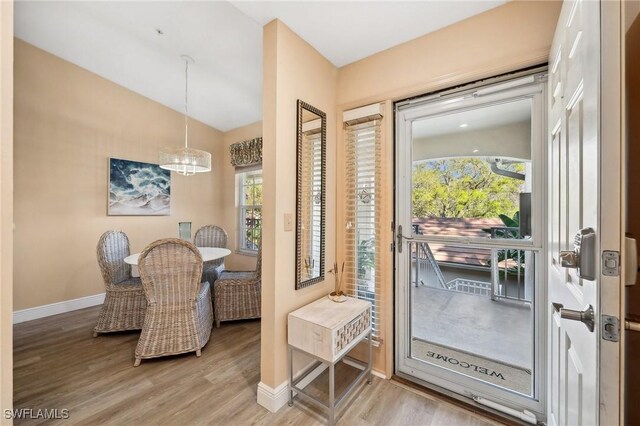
[257,362,328,413]
[13,293,105,324]
[257,381,289,413]
[371,369,387,380]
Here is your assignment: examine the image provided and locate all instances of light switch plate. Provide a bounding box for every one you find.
[284,213,293,232]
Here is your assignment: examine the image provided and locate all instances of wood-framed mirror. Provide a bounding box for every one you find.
[295,100,326,289]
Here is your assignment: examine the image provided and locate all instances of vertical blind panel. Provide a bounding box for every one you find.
[344,119,382,340]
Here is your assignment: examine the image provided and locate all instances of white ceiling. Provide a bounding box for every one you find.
[413,99,531,139]
[232,1,505,68]
[14,1,505,132]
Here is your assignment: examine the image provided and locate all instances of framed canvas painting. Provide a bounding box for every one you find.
[108,158,171,216]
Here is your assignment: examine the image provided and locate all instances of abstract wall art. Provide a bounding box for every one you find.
[108,158,171,216]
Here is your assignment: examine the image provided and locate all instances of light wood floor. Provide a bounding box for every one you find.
[14,306,503,425]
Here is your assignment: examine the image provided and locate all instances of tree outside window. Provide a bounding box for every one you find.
[412,158,525,220]
[238,170,262,252]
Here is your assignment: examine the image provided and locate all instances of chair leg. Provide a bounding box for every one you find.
[196,349,202,357]
[216,320,221,328]
[134,357,141,367]
[92,331,99,338]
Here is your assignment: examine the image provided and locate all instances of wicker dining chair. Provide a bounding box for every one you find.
[213,240,261,327]
[193,225,228,287]
[93,230,146,336]
[134,238,213,367]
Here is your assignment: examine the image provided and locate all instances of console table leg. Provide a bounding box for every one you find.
[329,363,335,425]
[288,346,294,407]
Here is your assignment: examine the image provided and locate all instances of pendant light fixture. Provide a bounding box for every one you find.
[159,55,211,176]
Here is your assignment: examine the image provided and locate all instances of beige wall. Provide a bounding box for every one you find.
[334,0,561,378]
[0,0,14,420]
[337,0,561,108]
[260,19,337,389]
[13,39,226,310]
[221,120,262,271]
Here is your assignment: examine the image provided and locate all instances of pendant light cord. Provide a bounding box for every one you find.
[184,59,189,149]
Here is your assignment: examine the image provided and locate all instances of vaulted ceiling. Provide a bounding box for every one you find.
[14,1,505,132]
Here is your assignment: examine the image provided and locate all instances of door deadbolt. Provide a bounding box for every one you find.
[560,251,579,268]
[560,227,596,281]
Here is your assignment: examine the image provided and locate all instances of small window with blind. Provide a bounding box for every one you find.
[344,103,383,340]
[238,169,262,253]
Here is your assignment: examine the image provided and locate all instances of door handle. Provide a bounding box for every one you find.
[396,225,414,254]
[554,304,595,332]
[396,225,403,253]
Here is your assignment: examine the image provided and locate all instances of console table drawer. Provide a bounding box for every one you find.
[335,308,370,354]
[288,296,371,363]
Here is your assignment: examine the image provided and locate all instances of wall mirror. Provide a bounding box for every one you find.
[296,100,326,289]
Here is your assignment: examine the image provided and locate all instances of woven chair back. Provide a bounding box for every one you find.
[194,225,228,249]
[138,238,203,306]
[97,230,132,288]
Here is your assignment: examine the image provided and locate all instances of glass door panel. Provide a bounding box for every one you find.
[409,241,535,396]
[395,75,547,416]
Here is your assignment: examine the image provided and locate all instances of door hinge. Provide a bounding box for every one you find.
[602,315,620,342]
[602,250,620,276]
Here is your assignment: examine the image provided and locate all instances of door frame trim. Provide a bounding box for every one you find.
[599,1,624,424]
[394,72,548,418]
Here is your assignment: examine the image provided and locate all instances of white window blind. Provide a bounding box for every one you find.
[344,116,382,340]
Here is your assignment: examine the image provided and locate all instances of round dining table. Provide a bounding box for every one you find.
[125,247,231,277]
[124,247,231,265]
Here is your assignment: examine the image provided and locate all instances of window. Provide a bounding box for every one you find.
[238,169,262,253]
[344,104,383,340]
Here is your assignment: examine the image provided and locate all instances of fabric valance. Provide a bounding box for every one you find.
[230,137,262,168]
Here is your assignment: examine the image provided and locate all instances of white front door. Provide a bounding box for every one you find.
[547,1,622,425]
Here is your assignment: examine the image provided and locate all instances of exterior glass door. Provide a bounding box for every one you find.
[395,74,547,417]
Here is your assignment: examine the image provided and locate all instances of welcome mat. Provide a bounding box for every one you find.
[411,338,532,395]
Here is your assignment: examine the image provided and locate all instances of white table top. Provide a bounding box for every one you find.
[124,247,231,266]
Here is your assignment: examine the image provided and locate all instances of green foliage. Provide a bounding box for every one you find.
[244,175,262,206]
[482,211,525,276]
[357,238,375,278]
[358,238,375,268]
[483,211,521,238]
[242,172,262,250]
[412,159,524,219]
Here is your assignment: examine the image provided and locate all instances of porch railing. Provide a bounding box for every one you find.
[411,241,448,289]
[411,240,531,304]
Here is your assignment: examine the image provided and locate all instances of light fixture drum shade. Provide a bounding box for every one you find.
[159,55,212,176]
[159,146,211,176]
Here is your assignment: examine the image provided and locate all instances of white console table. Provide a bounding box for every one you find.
[287,296,372,425]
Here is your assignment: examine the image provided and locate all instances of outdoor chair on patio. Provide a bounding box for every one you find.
[194,225,228,288]
[134,238,213,366]
[213,240,261,327]
[93,230,146,336]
